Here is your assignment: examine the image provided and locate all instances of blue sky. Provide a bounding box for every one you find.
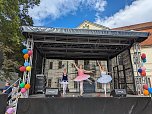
[29,0,152,28]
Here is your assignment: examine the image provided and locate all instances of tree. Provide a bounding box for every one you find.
[0,0,40,80]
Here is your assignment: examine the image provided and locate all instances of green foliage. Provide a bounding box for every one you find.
[0,0,40,80]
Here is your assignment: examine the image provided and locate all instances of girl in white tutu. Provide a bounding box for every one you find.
[97,61,112,97]
[60,68,68,95]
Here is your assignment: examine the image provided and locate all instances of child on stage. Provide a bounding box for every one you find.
[97,61,112,97]
[72,63,92,96]
[60,68,68,95]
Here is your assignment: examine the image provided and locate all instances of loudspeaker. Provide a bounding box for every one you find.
[110,89,127,97]
[35,74,46,94]
[45,88,61,97]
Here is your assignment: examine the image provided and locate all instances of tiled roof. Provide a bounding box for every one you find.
[112,22,152,46]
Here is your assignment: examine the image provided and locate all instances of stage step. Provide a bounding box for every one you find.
[16,97,152,114]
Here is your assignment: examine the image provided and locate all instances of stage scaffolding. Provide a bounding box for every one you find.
[133,43,151,95]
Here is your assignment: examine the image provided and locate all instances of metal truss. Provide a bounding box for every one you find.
[27,33,136,60]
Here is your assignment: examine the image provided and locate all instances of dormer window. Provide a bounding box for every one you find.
[83,24,89,29]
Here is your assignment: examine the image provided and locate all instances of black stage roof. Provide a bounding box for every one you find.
[21,26,149,60]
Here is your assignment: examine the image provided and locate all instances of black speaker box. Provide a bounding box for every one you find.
[110,89,127,97]
[45,88,61,97]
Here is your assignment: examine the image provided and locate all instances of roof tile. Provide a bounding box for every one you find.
[112,22,152,46]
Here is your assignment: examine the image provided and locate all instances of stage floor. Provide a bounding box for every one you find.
[30,92,148,98]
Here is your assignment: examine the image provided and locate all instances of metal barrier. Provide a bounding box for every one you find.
[3,78,21,114]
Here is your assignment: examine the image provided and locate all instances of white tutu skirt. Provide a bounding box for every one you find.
[60,80,69,84]
[97,74,112,84]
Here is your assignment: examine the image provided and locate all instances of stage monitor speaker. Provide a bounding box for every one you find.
[45,88,60,97]
[110,89,127,97]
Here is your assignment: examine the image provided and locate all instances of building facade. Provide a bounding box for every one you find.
[45,59,109,92]
[77,20,109,30]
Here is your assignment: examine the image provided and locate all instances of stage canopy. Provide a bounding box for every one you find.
[21,26,149,60]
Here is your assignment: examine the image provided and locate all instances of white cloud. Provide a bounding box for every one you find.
[28,0,107,26]
[95,0,152,28]
[95,0,107,12]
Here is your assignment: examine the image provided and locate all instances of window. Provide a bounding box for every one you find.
[58,61,62,69]
[73,60,78,68]
[48,79,52,87]
[83,24,89,29]
[74,81,78,89]
[97,83,102,89]
[75,60,78,65]
[49,62,53,69]
[84,60,89,69]
[118,55,123,65]
[58,77,62,88]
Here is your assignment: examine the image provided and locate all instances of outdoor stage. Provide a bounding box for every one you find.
[16,26,151,114]
[21,26,149,95]
[16,96,152,114]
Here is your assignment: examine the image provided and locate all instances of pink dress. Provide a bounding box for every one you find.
[74,69,90,81]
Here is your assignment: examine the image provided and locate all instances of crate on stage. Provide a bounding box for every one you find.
[35,74,46,94]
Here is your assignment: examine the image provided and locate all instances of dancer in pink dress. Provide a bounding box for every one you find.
[73,63,92,96]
